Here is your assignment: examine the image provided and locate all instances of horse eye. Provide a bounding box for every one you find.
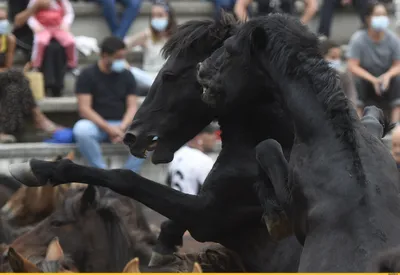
[50,220,64,227]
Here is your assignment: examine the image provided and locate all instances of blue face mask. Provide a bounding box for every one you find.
[371,16,389,31]
[0,20,10,34]
[328,59,342,70]
[111,59,126,73]
[151,18,169,32]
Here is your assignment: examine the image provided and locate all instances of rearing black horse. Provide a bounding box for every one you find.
[8,15,302,272]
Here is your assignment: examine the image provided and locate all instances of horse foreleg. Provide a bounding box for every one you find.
[9,159,210,225]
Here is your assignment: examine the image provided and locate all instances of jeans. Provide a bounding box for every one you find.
[73,119,145,172]
[318,0,369,38]
[96,0,143,39]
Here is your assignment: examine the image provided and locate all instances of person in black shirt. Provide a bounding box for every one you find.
[73,36,144,172]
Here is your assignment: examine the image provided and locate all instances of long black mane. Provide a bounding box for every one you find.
[162,12,237,59]
[235,14,367,186]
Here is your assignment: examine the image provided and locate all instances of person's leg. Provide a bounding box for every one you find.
[354,76,375,118]
[52,29,78,68]
[353,0,368,27]
[115,0,143,39]
[124,155,146,173]
[72,119,109,168]
[317,0,338,38]
[31,30,52,69]
[96,0,119,35]
[388,76,400,123]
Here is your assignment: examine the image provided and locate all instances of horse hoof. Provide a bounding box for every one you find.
[8,161,43,187]
[265,212,292,241]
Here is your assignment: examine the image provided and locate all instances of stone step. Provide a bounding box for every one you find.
[4,1,398,46]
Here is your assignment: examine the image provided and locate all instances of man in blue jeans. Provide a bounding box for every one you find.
[96,0,143,39]
[73,36,144,172]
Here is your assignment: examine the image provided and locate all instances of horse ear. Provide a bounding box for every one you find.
[45,237,64,261]
[192,262,203,273]
[123,257,141,273]
[251,26,267,53]
[80,185,97,213]
[7,247,41,272]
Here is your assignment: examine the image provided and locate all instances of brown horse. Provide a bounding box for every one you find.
[6,237,77,272]
[9,185,156,272]
[1,152,83,227]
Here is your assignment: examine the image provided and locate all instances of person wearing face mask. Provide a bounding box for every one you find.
[321,40,357,108]
[124,0,177,92]
[72,36,145,173]
[347,2,400,123]
[0,9,16,71]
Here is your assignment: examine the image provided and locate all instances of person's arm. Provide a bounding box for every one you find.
[4,34,16,69]
[340,71,357,106]
[384,60,400,79]
[25,0,45,33]
[234,0,252,22]
[301,0,318,25]
[13,1,38,28]
[120,72,138,130]
[60,0,75,31]
[77,94,111,131]
[124,30,149,49]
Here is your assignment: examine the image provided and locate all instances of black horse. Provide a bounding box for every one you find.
[8,15,303,272]
[198,14,400,271]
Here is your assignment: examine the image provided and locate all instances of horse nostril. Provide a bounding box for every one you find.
[123,132,137,146]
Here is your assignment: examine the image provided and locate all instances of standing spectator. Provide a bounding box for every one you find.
[392,125,400,169]
[96,0,143,39]
[320,40,358,107]
[125,0,177,88]
[318,0,369,39]
[73,36,144,172]
[0,9,16,71]
[166,125,217,195]
[347,2,400,123]
[234,0,317,23]
[27,0,77,71]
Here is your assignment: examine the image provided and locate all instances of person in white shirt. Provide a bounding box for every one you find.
[166,124,218,195]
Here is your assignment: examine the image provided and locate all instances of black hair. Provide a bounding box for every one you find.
[365,1,387,20]
[320,39,340,56]
[100,36,126,55]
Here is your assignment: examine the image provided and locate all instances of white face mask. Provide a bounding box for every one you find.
[328,59,342,70]
[371,15,389,31]
[0,20,10,34]
[151,18,169,32]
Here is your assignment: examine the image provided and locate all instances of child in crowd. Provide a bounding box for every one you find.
[27,0,77,70]
[320,39,358,109]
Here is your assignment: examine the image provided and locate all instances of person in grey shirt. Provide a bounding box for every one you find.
[347,2,400,123]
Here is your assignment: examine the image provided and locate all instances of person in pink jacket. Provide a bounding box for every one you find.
[27,0,77,70]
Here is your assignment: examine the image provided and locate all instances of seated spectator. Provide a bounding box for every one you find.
[318,0,368,40]
[392,125,400,169]
[8,0,69,97]
[320,39,358,107]
[96,0,143,39]
[166,124,217,195]
[234,0,317,23]
[0,70,63,143]
[0,9,16,71]
[125,0,176,89]
[27,0,77,71]
[73,36,144,172]
[347,2,400,123]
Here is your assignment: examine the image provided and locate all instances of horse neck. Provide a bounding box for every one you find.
[273,68,350,142]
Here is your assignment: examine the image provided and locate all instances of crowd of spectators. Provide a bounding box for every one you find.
[0,0,399,178]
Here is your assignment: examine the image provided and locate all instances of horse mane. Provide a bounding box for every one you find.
[237,14,367,186]
[161,11,237,59]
